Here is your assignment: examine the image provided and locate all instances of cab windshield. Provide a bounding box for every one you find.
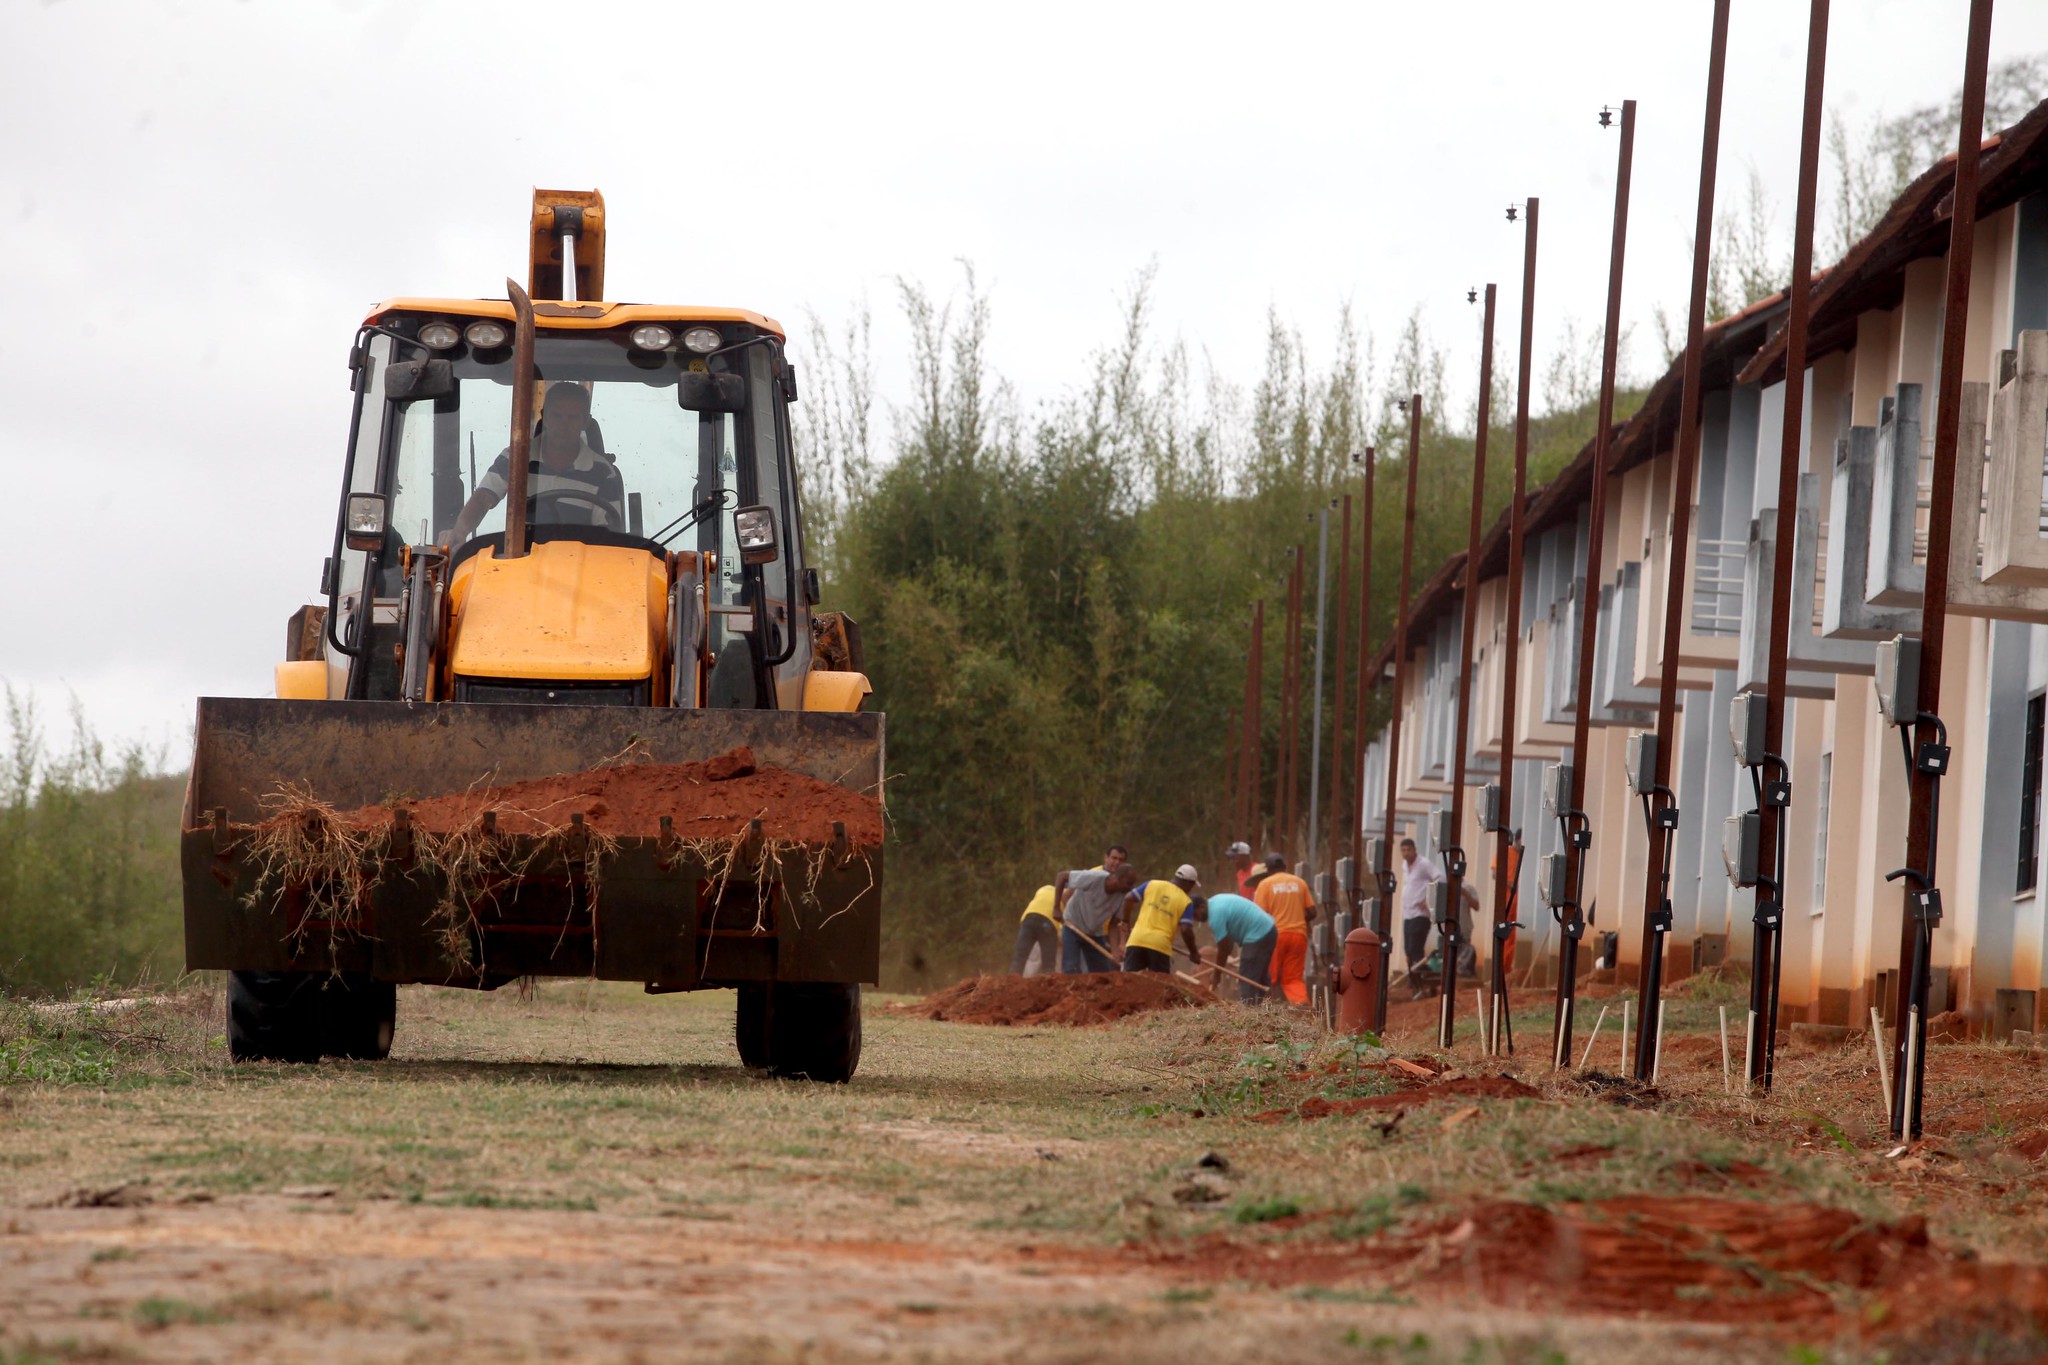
[376,331,774,620]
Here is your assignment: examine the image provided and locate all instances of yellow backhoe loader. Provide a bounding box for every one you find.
[182,190,881,1081]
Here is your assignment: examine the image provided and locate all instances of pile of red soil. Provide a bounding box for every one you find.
[903,973,1216,1027]
[1390,1198,1965,1331]
[1137,1193,2048,1344]
[319,747,883,848]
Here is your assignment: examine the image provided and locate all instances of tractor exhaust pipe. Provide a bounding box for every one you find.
[503,278,536,560]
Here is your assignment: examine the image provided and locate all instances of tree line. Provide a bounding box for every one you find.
[796,269,1637,986]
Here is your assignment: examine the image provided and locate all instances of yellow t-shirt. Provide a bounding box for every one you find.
[1254,872,1315,936]
[1126,880,1190,955]
[1021,885,1058,923]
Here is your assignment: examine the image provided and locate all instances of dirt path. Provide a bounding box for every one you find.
[6,977,2048,1361]
[1,1196,1740,1363]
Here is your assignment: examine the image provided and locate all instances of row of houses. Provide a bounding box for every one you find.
[1358,99,2048,1030]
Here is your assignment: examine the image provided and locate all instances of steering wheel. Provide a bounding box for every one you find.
[530,488,619,529]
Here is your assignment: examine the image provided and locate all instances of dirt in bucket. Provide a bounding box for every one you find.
[308,746,883,848]
[901,973,1217,1028]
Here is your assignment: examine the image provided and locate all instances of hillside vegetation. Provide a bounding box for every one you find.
[799,274,1642,987]
[0,694,183,995]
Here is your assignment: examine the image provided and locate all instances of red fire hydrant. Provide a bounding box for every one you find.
[1336,925,1384,1036]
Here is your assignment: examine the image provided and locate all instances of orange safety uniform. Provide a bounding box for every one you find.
[1492,845,1524,978]
[1253,871,1317,1006]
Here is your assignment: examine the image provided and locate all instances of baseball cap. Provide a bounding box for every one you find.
[1225,841,1251,857]
[1174,864,1201,885]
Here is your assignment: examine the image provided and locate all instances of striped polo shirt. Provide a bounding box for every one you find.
[481,437,625,530]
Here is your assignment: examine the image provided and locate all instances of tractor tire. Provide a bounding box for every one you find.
[766,983,862,1083]
[318,975,397,1060]
[734,983,771,1069]
[227,970,322,1063]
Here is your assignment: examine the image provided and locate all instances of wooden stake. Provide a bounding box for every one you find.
[1620,999,1631,1074]
[1870,1006,1893,1122]
[1744,1011,1758,1092]
[1719,1005,1732,1095]
[1652,1001,1667,1086]
[1903,1005,1922,1138]
[1579,1004,1609,1071]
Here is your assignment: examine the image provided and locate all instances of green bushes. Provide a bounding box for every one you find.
[799,273,1641,989]
[0,691,183,995]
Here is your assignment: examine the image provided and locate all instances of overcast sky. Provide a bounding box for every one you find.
[5,0,2045,762]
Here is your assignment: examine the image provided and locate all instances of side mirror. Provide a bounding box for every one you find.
[678,370,746,414]
[345,493,389,552]
[733,504,779,565]
[384,358,455,401]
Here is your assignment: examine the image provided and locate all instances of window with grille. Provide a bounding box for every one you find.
[2021,693,2046,896]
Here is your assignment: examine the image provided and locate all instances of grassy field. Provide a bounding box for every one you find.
[1,976,2046,1363]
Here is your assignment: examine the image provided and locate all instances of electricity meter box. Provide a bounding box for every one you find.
[1722,810,1761,887]
[1477,782,1504,833]
[1538,851,1570,908]
[1729,690,1768,768]
[1430,808,1457,853]
[1625,731,1658,795]
[1875,635,1921,728]
[1542,762,1574,818]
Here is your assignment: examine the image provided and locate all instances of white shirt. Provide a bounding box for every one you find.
[1401,855,1444,921]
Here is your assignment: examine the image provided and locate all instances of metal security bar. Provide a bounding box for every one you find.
[1692,536,1747,637]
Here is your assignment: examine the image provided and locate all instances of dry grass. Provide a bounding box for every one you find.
[4,979,2048,1361]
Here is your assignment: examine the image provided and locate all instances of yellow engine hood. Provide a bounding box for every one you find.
[447,540,667,682]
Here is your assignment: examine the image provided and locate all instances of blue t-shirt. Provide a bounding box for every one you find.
[1203,893,1276,947]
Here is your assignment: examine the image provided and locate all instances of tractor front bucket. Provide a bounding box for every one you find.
[181,698,885,989]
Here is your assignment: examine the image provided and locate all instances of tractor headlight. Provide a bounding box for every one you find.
[344,493,389,552]
[416,321,461,350]
[464,320,510,349]
[630,323,675,351]
[733,504,779,565]
[681,326,722,354]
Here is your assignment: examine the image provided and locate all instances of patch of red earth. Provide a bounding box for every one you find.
[303,747,882,848]
[1251,1073,1541,1123]
[1135,1194,2048,1344]
[898,973,1217,1028]
[1402,1199,1933,1326]
[1927,1009,1974,1043]
[1902,1049,2048,1135]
